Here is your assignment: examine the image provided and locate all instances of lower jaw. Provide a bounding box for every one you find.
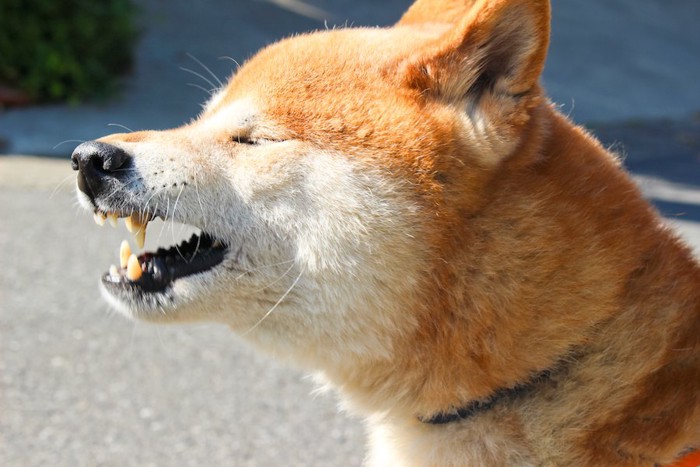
[101,231,228,301]
[99,263,229,323]
[100,279,174,316]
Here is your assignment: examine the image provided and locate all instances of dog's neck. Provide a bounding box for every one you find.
[418,366,556,425]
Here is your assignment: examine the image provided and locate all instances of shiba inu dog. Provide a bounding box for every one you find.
[71,0,700,465]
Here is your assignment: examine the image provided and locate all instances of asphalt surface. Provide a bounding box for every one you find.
[1,1,700,466]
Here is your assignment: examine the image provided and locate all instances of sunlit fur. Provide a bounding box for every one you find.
[80,0,700,465]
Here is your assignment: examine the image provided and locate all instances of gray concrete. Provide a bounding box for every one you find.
[1,0,700,466]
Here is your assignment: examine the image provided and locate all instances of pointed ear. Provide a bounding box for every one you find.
[403,0,550,109]
[398,0,479,26]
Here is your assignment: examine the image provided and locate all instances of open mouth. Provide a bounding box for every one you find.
[94,210,229,295]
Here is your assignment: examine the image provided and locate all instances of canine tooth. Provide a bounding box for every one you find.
[109,265,120,278]
[126,254,142,281]
[134,227,146,249]
[107,213,119,228]
[125,213,144,232]
[93,212,106,226]
[212,239,223,248]
[125,213,148,248]
[120,240,131,269]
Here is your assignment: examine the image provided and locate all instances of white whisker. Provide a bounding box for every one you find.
[190,234,203,263]
[107,123,135,133]
[180,66,218,93]
[242,268,303,336]
[193,173,207,231]
[187,82,216,96]
[156,198,172,245]
[53,139,86,150]
[218,55,241,70]
[171,185,187,259]
[142,188,160,216]
[49,173,77,199]
[234,259,296,281]
[252,261,295,293]
[186,52,224,88]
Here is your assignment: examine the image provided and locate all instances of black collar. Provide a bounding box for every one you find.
[419,367,555,425]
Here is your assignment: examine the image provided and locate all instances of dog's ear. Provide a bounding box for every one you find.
[398,0,479,26]
[402,0,550,115]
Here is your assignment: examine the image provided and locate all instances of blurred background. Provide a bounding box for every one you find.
[1,0,699,466]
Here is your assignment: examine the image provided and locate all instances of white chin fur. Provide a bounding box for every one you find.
[75,183,94,211]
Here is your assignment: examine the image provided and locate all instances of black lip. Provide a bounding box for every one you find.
[102,233,228,294]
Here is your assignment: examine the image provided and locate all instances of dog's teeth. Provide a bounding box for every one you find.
[212,239,223,248]
[124,215,135,233]
[125,213,148,248]
[124,213,144,232]
[120,240,131,269]
[126,254,142,281]
[107,213,119,228]
[109,264,120,279]
[93,212,106,226]
[135,226,146,249]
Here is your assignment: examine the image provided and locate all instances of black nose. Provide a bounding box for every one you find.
[71,141,132,202]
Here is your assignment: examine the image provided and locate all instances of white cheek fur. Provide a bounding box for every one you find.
[97,130,427,366]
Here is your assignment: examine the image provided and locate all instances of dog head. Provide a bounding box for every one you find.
[72,0,550,371]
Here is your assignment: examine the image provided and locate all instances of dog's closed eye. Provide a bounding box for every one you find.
[233,135,258,145]
[233,134,285,146]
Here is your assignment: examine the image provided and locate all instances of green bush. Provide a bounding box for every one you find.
[0,0,137,104]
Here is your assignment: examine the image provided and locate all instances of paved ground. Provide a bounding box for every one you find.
[1,1,700,466]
